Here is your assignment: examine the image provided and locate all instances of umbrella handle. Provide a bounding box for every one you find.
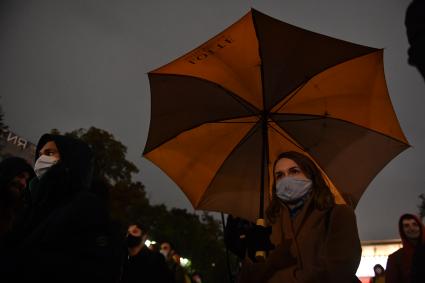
[255,218,266,261]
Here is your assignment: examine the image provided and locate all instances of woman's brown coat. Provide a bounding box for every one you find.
[239,197,361,283]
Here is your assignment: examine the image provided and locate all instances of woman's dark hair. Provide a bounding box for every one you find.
[266,151,335,224]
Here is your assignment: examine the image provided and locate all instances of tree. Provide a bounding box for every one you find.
[419,194,425,220]
[0,103,8,152]
[65,127,138,184]
[109,180,149,225]
[56,126,234,283]
[144,206,234,283]
[0,106,4,131]
[54,127,148,225]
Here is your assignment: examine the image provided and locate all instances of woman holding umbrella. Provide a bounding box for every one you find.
[238,151,361,283]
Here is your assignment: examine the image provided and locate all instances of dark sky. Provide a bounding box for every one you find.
[1,0,424,240]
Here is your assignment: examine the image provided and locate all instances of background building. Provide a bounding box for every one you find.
[357,239,402,282]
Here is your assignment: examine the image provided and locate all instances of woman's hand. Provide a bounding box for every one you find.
[266,239,297,271]
[238,257,267,283]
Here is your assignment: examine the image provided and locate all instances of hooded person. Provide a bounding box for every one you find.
[385,213,425,283]
[0,157,35,239]
[3,134,117,283]
[28,134,93,225]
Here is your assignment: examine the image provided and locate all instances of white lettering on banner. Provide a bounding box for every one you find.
[17,138,28,149]
[4,131,29,150]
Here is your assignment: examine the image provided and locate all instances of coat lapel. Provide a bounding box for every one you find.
[292,196,314,237]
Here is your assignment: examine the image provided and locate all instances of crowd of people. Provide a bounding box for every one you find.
[0,133,202,283]
[0,1,424,282]
[222,151,425,283]
[1,132,425,283]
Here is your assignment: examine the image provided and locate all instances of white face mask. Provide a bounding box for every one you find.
[160,249,169,258]
[34,155,59,179]
[276,176,312,203]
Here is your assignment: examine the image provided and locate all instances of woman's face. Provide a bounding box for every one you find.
[274,157,308,182]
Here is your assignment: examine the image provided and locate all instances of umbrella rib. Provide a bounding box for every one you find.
[224,87,259,116]
[273,80,309,113]
[150,73,260,115]
[196,121,261,206]
[269,49,381,114]
[214,121,260,123]
[271,113,410,147]
[271,116,324,123]
[268,123,306,152]
[144,114,259,154]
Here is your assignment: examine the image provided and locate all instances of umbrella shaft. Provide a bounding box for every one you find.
[259,116,268,219]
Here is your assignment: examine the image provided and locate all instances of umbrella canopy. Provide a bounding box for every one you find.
[143,9,409,222]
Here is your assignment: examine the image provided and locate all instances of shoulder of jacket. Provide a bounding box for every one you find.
[325,204,357,228]
[331,204,355,215]
[388,247,403,258]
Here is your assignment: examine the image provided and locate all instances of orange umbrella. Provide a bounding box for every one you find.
[143,9,409,222]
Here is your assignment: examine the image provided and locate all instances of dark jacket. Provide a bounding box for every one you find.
[122,245,174,283]
[238,197,361,283]
[0,157,34,237]
[4,134,118,283]
[411,242,425,283]
[386,214,425,283]
[0,157,35,269]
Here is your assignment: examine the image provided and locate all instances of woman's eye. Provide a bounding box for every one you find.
[289,169,301,175]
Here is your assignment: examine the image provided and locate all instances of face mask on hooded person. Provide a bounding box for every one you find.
[276,176,312,203]
[126,234,143,248]
[34,141,61,179]
[160,243,171,258]
[34,155,59,179]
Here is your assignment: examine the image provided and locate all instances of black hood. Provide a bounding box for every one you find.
[35,134,93,191]
[0,157,35,190]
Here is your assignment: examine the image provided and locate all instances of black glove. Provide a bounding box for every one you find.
[224,215,255,259]
[246,224,275,257]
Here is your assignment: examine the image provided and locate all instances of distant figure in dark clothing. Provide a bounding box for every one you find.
[405,0,425,81]
[160,241,191,283]
[122,222,173,283]
[0,157,34,240]
[1,134,118,283]
[191,272,203,283]
[385,213,425,283]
